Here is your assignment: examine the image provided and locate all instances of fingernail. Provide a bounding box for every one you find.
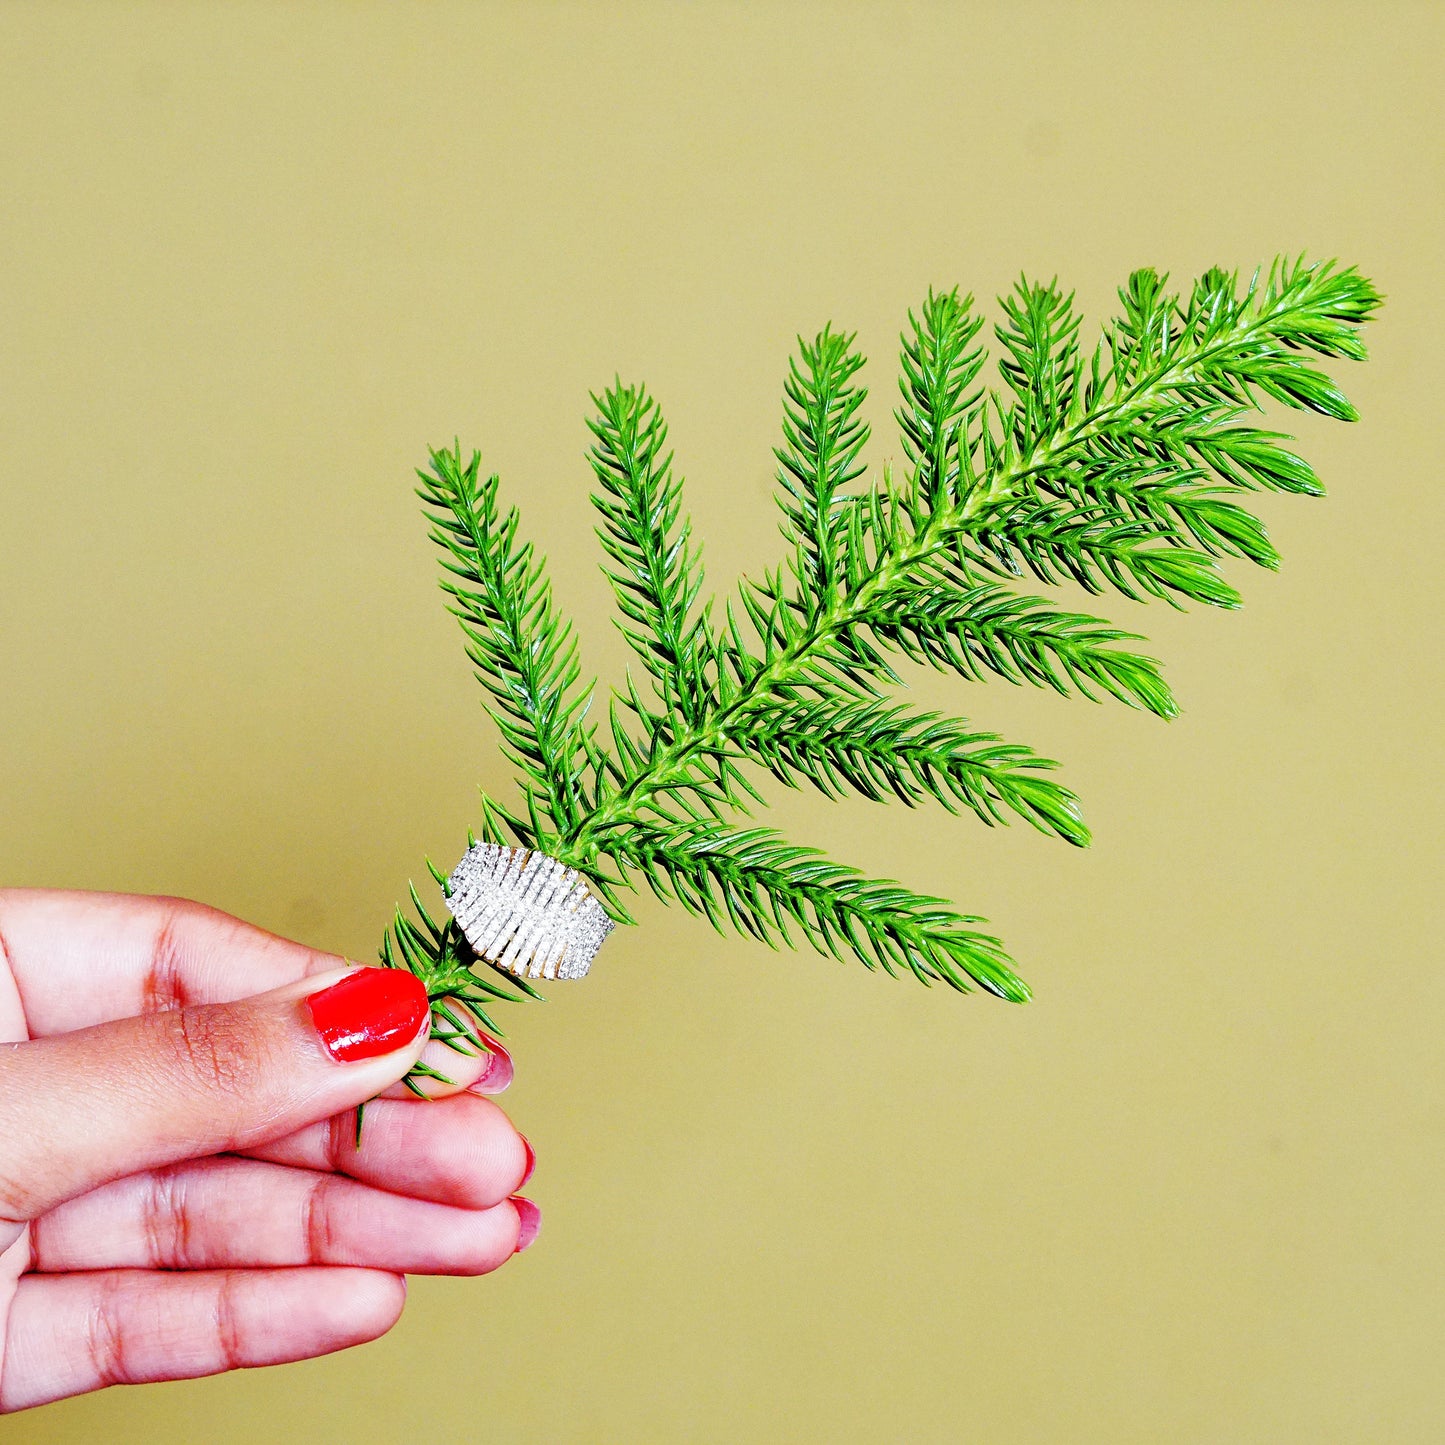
[512,1195,541,1253]
[306,968,430,1063]
[468,1036,513,1094]
[518,1134,535,1188]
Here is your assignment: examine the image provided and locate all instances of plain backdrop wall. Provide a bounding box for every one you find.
[1,3,1441,1441]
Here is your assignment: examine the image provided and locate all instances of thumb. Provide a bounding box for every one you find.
[0,966,430,1239]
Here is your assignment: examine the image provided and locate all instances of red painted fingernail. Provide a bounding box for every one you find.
[518,1134,535,1188]
[512,1195,541,1253]
[306,968,429,1063]
[468,1036,514,1094]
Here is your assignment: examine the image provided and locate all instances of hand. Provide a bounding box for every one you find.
[0,889,538,1413]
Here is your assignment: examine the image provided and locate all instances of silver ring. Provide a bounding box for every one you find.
[446,842,614,981]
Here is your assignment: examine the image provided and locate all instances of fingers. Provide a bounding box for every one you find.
[0,889,347,1035]
[0,1267,404,1412]
[240,1092,530,1209]
[30,1157,526,1276]
[0,967,430,1238]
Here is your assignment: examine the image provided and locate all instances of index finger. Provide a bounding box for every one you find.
[0,888,343,1037]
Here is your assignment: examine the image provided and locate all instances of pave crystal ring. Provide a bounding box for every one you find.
[445,842,614,981]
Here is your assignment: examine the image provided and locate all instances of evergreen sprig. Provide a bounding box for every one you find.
[382,256,1379,1067]
[587,381,714,726]
[416,448,595,841]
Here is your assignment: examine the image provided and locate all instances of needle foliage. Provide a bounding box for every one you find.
[382,256,1380,1063]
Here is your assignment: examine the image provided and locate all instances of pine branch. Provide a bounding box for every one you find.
[398,256,1379,1033]
[742,695,1088,845]
[969,501,1244,610]
[1039,453,1281,569]
[860,583,1178,717]
[897,289,987,507]
[608,819,1029,999]
[416,444,597,843]
[996,278,1082,448]
[588,381,715,724]
[558,257,1376,959]
[775,325,870,606]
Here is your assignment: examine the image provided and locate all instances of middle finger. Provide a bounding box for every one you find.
[31,1156,526,1275]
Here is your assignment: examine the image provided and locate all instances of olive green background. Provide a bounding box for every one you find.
[1,3,1440,1441]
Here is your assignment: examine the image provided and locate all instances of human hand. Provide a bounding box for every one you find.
[0,889,538,1412]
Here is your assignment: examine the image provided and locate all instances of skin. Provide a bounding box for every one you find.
[0,889,534,1413]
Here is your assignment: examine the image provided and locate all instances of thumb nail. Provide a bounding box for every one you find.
[305,968,429,1063]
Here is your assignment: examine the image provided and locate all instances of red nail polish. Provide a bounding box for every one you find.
[518,1134,536,1188]
[468,1036,514,1094]
[306,968,429,1063]
[512,1195,541,1253]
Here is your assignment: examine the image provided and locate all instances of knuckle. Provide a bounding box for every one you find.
[303,1173,340,1262]
[142,903,191,1013]
[214,1271,246,1373]
[86,1272,133,1388]
[149,1003,264,1101]
[143,1165,194,1269]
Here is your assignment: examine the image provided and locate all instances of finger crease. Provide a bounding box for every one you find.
[303,1174,336,1263]
[86,1273,131,1388]
[326,1109,350,1176]
[144,1167,190,1270]
[214,1272,245,1373]
[143,907,190,1014]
